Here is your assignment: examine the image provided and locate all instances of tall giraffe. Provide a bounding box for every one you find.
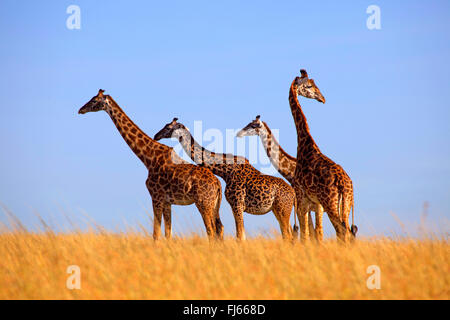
[288,69,357,242]
[78,89,224,240]
[236,115,317,240]
[154,118,295,240]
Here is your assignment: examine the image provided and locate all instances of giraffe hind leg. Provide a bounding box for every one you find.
[162,204,172,239]
[308,211,316,241]
[151,200,164,241]
[340,194,355,242]
[194,200,216,240]
[272,206,293,241]
[327,209,348,243]
[295,192,310,242]
[314,205,324,243]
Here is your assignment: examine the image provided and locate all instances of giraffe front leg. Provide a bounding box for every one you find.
[226,186,246,241]
[231,203,246,241]
[234,211,246,241]
[162,204,172,239]
[298,210,310,242]
[314,205,324,243]
[295,194,310,243]
[308,211,316,242]
[151,200,164,241]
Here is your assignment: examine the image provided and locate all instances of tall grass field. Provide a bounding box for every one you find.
[0,228,448,299]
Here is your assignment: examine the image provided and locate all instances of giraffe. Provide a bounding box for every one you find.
[236,115,317,241]
[287,69,357,242]
[154,118,295,241]
[78,89,224,240]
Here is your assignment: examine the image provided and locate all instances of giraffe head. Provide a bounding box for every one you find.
[236,115,265,138]
[78,89,109,114]
[153,118,186,141]
[294,69,325,103]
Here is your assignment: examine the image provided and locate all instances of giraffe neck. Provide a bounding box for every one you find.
[104,97,184,170]
[259,122,296,184]
[175,127,249,181]
[288,80,321,162]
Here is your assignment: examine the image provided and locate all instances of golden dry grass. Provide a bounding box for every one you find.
[0,231,448,300]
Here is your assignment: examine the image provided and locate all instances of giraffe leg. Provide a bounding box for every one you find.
[207,214,219,240]
[272,208,293,241]
[202,211,215,239]
[195,203,215,240]
[340,194,353,243]
[281,212,293,241]
[295,191,310,242]
[162,204,172,239]
[231,204,246,241]
[214,215,224,241]
[328,195,351,243]
[308,211,316,242]
[315,205,324,243]
[272,193,294,241]
[213,190,224,240]
[327,212,346,243]
[298,210,310,242]
[151,200,164,241]
[320,192,347,242]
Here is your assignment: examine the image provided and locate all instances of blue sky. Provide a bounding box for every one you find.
[0,1,449,237]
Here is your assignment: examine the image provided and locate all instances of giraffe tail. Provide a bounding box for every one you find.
[339,191,358,238]
[214,184,224,240]
[293,196,299,238]
[350,195,358,237]
[338,192,347,236]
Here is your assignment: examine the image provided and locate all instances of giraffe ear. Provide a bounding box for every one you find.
[300,69,308,79]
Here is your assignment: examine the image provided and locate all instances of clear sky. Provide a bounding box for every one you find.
[0,1,449,237]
